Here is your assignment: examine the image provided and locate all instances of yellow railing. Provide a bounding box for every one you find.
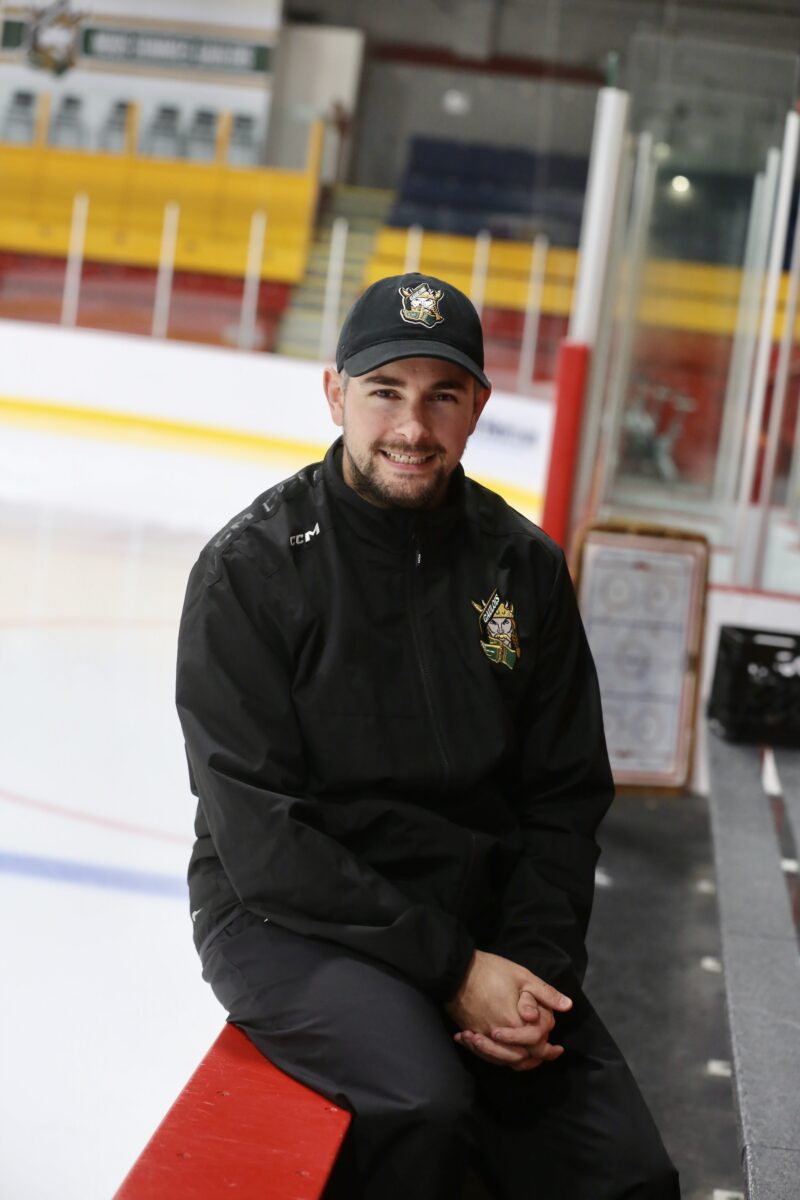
[366,226,800,338]
[0,105,325,284]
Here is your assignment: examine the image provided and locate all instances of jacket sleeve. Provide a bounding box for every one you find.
[492,550,614,985]
[176,546,475,1000]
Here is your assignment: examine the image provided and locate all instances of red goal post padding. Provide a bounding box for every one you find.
[114,1024,351,1199]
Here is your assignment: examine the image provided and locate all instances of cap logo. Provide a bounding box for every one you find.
[399,282,444,328]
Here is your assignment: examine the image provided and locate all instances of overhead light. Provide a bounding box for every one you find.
[442,89,471,116]
[671,175,691,195]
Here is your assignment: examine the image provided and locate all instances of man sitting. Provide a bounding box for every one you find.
[176,273,680,1199]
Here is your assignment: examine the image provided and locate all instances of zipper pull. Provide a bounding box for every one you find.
[411,523,422,567]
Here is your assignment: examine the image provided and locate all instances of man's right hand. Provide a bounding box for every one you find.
[445,950,572,1070]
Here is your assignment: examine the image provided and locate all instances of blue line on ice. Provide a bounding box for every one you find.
[0,849,186,897]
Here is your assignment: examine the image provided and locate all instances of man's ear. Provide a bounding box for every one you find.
[323,367,345,428]
[469,385,492,435]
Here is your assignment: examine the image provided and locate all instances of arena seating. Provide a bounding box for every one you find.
[389,137,587,244]
[0,116,324,285]
[114,1023,350,1199]
[707,739,800,1197]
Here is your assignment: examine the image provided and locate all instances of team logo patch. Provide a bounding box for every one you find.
[399,282,444,328]
[27,2,84,76]
[472,589,521,670]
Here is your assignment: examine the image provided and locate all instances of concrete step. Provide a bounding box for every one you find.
[279,305,352,334]
[327,185,394,220]
[304,252,366,278]
[311,233,377,258]
[274,186,390,358]
[285,289,356,312]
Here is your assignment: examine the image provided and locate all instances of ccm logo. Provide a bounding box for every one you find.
[290,522,320,546]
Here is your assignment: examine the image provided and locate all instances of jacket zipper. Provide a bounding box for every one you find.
[408,531,452,780]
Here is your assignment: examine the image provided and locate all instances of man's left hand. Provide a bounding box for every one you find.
[454,988,564,1072]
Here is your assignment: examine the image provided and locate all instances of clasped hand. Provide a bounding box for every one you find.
[445,949,572,1073]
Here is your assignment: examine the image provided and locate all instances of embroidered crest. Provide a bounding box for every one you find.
[472,589,520,670]
[399,282,444,328]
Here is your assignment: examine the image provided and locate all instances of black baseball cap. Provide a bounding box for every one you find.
[336,272,490,388]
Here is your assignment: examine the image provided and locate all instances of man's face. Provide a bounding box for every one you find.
[324,357,490,509]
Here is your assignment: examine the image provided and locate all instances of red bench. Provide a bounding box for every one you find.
[114,1024,351,1199]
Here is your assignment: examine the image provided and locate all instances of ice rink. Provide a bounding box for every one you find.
[0,415,312,1199]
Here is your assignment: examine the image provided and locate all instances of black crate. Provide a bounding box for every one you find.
[708,624,800,746]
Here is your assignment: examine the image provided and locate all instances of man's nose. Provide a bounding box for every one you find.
[394,400,431,443]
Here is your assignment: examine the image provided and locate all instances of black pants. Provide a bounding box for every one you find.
[199,909,680,1200]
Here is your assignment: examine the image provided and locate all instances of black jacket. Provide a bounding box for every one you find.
[176,439,613,1001]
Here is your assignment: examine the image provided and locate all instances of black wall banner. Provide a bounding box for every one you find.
[1,18,271,76]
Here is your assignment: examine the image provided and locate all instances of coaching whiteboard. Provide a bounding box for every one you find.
[576,526,708,789]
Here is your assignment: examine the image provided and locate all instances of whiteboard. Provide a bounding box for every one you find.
[576,526,708,789]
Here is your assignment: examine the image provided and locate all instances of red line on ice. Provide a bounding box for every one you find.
[0,786,192,844]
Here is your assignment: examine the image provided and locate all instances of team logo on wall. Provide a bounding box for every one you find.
[399,282,444,328]
[27,1,84,76]
[472,589,521,670]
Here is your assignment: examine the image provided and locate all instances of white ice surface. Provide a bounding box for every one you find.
[0,429,263,1199]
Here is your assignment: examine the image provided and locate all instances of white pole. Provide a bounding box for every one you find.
[734,110,800,583]
[569,87,630,346]
[716,152,780,511]
[752,175,800,585]
[516,234,549,394]
[724,154,780,517]
[571,138,635,522]
[319,216,349,362]
[713,169,769,504]
[469,229,491,317]
[593,129,656,503]
[60,192,89,327]
[787,387,800,520]
[403,224,423,274]
[151,202,180,340]
[238,210,267,351]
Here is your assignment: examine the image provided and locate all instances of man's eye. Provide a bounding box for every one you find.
[433,393,456,403]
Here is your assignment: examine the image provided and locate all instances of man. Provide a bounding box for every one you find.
[176,273,679,1199]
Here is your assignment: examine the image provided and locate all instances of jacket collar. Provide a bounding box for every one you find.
[322,437,466,554]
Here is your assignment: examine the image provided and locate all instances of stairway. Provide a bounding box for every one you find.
[274,185,393,361]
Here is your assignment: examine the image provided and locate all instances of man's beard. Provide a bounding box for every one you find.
[343,440,449,509]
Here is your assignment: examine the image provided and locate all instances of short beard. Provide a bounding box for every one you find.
[343,441,449,509]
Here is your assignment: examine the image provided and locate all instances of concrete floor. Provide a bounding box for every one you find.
[586,791,743,1200]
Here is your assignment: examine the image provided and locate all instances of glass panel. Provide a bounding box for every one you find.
[592,34,799,588]
[749,232,800,594]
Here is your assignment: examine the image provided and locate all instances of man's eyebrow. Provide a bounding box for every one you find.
[428,377,469,390]
[362,373,469,390]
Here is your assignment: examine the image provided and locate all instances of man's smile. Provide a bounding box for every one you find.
[379,448,438,467]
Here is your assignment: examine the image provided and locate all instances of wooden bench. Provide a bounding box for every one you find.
[707,738,800,1199]
[114,1023,351,1199]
